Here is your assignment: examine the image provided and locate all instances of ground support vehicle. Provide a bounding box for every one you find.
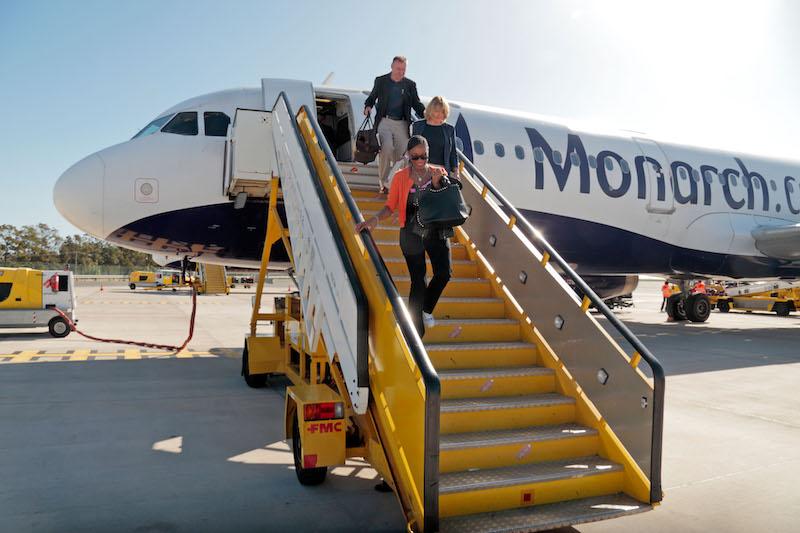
[0,268,76,337]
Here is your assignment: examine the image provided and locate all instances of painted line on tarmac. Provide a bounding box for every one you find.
[0,349,218,364]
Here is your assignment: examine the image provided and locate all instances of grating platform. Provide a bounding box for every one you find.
[441,393,574,414]
[440,423,597,451]
[439,493,650,533]
[438,366,553,381]
[440,455,621,494]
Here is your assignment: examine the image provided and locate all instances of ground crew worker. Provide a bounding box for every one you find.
[660,281,671,312]
[693,280,707,294]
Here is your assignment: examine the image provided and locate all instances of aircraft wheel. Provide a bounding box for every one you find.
[241,341,268,388]
[666,294,687,321]
[292,415,328,486]
[48,317,71,338]
[686,294,711,323]
[717,300,730,313]
[774,302,791,317]
[129,283,136,290]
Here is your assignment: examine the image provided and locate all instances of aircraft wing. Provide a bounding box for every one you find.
[752,224,800,260]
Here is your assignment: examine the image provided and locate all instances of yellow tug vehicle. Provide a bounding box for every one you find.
[0,267,76,337]
[711,280,800,316]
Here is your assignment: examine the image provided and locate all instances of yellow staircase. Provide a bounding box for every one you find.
[242,93,664,532]
[349,187,650,529]
[200,264,229,295]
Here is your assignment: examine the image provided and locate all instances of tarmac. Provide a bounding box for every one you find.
[0,280,798,532]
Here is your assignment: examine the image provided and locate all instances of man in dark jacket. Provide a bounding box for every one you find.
[364,56,425,192]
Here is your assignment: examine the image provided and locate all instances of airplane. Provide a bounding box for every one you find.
[53,78,800,323]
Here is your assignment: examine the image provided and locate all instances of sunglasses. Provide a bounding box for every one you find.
[410,155,428,161]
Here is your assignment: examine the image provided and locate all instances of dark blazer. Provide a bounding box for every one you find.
[364,74,425,127]
[411,120,459,172]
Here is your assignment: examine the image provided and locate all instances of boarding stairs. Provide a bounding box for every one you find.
[199,264,229,295]
[234,84,664,532]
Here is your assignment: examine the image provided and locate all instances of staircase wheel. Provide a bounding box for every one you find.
[686,294,710,323]
[292,415,328,486]
[241,342,268,388]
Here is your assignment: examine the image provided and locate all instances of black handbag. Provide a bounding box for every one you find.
[354,116,380,164]
[416,178,470,229]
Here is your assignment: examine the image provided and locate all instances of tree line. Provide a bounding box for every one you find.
[0,224,156,269]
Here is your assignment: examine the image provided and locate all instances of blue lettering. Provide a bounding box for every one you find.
[670,161,697,205]
[735,158,769,211]
[698,164,717,206]
[596,151,631,198]
[721,168,745,209]
[786,176,800,215]
[634,155,664,201]
[526,128,590,193]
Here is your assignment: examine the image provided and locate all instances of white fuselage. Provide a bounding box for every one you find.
[54,82,800,279]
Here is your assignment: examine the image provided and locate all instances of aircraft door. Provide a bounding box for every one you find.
[634,138,674,239]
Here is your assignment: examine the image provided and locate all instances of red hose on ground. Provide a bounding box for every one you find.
[53,287,198,353]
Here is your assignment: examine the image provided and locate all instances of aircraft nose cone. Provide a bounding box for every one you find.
[53,153,105,237]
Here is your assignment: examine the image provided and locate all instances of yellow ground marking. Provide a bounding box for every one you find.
[0,350,216,364]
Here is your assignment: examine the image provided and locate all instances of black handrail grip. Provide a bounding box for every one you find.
[298,103,441,531]
[458,150,664,503]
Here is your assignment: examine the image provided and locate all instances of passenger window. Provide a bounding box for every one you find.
[533,147,544,163]
[691,169,701,182]
[620,159,630,174]
[588,155,597,169]
[771,180,777,191]
[604,157,614,171]
[570,152,580,166]
[788,181,795,193]
[204,112,231,137]
[730,175,738,186]
[495,143,505,157]
[58,275,69,292]
[552,150,563,165]
[753,180,760,189]
[455,137,464,151]
[473,140,484,155]
[162,112,198,135]
[678,167,688,180]
[514,145,525,160]
[704,170,715,184]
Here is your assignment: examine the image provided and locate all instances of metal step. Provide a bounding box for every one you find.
[441,393,574,414]
[440,423,596,451]
[439,493,650,533]
[439,366,553,382]
[440,455,622,494]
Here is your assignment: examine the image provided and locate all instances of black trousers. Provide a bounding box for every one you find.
[399,227,452,336]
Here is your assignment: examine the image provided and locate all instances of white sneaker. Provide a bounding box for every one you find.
[422,312,436,329]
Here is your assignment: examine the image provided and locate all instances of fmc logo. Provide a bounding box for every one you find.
[307,421,344,434]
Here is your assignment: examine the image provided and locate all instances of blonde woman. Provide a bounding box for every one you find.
[411,96,459,178]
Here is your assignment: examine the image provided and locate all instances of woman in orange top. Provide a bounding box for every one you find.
[356,136,451,335]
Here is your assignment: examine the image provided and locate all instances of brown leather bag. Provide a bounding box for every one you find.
[354,116,380,164]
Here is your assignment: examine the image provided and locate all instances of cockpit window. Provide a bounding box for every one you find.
[204,112,231,137]
[132,114,173,139]
[162,112,198,136]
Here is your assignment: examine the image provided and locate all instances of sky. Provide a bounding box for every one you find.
[1,0,799,236]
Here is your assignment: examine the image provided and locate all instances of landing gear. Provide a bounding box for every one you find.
[241,341,268,388]
[686,294,711,322]
[665,281,710,323]
[666,294,687,321]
